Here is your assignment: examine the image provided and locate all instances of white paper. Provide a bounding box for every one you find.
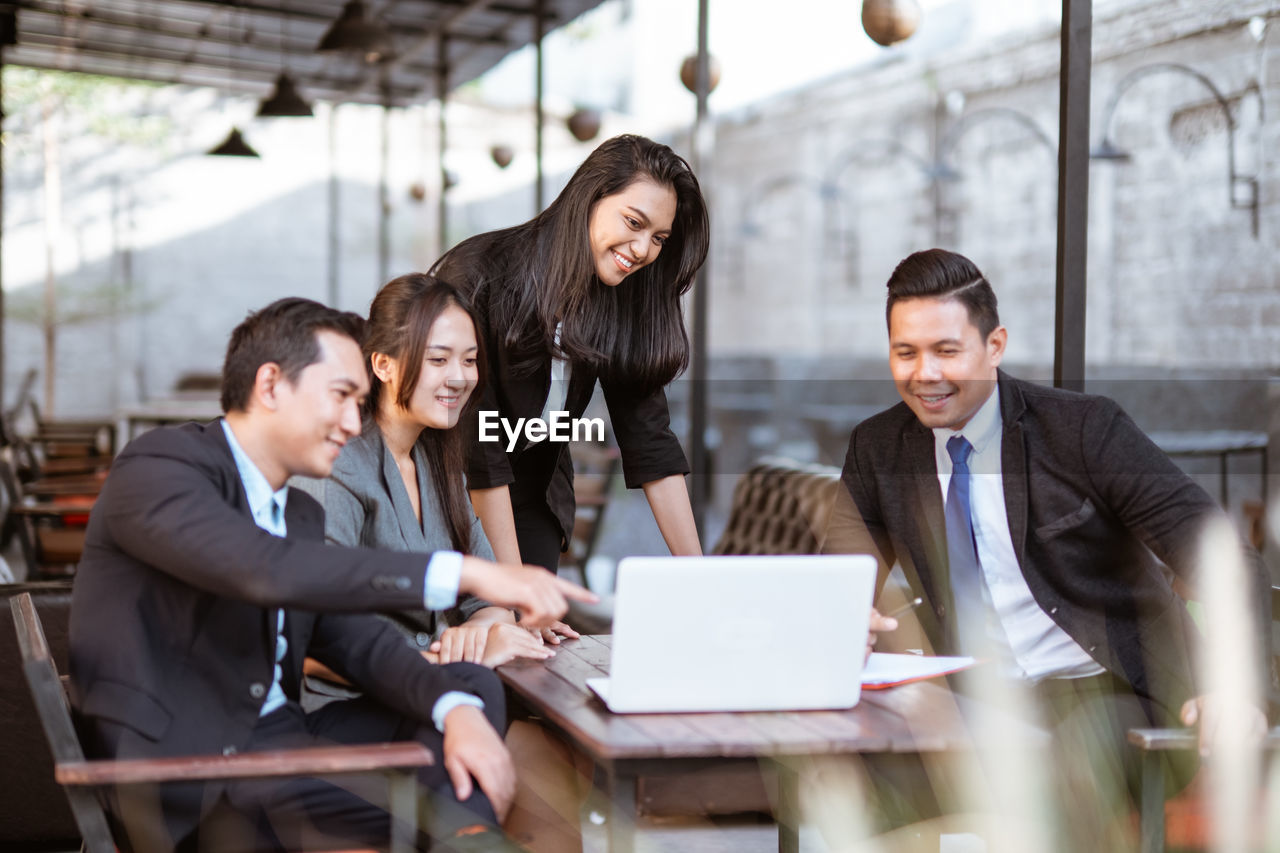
[861,652,977,686]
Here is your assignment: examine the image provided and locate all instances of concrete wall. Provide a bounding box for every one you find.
[703,0,1280,370]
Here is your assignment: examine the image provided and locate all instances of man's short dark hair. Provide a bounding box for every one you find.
[885,249,1000,339]
[220,298,366,413]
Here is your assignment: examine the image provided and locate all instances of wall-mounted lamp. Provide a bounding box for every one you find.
[933,106,1056,182]
[825,136,940,186]
[738,173,830,235]
[1091,62,1258,237]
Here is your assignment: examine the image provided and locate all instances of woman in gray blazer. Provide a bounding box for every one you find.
[322,273,590,851]
[322,274,557,666]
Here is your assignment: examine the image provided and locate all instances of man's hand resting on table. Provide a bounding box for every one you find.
[442,704,516,821]
[866,608,898,661]
[459,556,597,628]
[1180,693,1268,757]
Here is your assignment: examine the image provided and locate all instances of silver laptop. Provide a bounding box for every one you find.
[587,554,877,713]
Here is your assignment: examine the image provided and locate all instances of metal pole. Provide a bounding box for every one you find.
[534,0,545,213]
[1054,0,1091,392]
[689,0,710,541]
[437,34,448,254]
[0,43,6,412]
[327,104,340,307]
[378,76,391,286]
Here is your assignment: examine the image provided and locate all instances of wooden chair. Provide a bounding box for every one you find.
[558,442,621,589]
[10,593,436,853]
[0,582,79,847]
[0,456,94,578]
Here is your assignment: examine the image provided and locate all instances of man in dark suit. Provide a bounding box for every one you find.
[825,249,1268,844]
[69,298,594,852]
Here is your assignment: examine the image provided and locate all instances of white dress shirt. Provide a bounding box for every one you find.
[221,421,482,729]
[933,387,1103,683]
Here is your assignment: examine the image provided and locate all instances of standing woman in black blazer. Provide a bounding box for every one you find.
[431,134,710,592]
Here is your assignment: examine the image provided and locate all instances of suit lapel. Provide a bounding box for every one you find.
[904,424,947,599]
[378,435,428,550]
[281,493,321,692]
[998,373,1029,568]
[209,421,279,659]
[412,442,447,546]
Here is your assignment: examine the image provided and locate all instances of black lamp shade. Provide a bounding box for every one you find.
[257,72,314,117]
[207,127,260,158]
[317,0,391,61]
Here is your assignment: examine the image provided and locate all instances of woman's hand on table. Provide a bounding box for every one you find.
[518,617,580,645]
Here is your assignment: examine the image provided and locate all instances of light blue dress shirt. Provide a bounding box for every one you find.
[221,421,483,730]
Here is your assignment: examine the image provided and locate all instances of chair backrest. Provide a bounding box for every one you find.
[10,592,116,851]
[0,454,37,572]
[711,458,842,556]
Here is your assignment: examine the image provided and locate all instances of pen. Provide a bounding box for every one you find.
[884,597,923,619]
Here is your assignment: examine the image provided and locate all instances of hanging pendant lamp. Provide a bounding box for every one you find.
[317,0,392,63]
[257,72,314,117]
[207,126,261,157]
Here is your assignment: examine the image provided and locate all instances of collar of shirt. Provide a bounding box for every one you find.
[220,419,289,536]
[933,383,1003,478]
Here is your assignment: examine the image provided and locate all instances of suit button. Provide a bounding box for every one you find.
[249,682,266,699]
[1049,607,1059,615]
[222,746,237,756]
[415,632,431,648]
[395,577,411,591]
[937,604,947,618]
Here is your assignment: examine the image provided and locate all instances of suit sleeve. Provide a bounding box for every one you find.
[463,379,516,489]
[821,424,899,594]
[600,380,689,488]
[306,612,473,723]
[1082,397,1272,693]
[98,448,429,613]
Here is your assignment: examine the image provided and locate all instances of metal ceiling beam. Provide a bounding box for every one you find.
[20,0,511,49]
[10,39,425,103]
[339,0,555,98]
[344,0,497,97]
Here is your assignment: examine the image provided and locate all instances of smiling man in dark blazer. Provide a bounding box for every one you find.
[824,249,1268,844]
[69,298,593,852]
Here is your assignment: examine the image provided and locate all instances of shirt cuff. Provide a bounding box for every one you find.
[424,551,462,611]
[431,691,486,733]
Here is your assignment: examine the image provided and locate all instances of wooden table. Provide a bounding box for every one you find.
[498,636,1024,853]
[1149,429,1268,506]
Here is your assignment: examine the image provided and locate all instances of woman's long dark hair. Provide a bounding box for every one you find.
[364,274,487,554]
[431,134,710,390]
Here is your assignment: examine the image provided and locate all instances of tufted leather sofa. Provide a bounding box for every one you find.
[710,458,842,556]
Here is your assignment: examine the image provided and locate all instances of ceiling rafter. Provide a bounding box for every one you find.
[2,0,602,107]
